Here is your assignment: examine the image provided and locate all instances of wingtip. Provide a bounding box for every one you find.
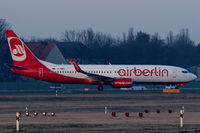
[69,59,83,72]
[69,59,76,65]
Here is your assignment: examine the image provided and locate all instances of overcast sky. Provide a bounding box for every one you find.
[1,0,200,43]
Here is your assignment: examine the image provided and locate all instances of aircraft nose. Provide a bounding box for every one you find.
[190,73,197,80]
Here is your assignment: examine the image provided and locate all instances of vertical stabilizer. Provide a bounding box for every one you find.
[5,30,41,68]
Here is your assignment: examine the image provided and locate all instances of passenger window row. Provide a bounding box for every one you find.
[53,70,113,74]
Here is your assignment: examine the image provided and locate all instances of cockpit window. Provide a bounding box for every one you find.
[182,70,188,73]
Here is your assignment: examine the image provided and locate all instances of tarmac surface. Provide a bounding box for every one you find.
[0,91,200,133]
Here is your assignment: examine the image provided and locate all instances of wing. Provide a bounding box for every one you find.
[69,59,114,82]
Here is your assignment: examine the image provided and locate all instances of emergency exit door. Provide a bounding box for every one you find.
[39,68,43,78]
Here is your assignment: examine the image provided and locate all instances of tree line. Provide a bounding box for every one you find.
[60,28,200,68]
[0,19,200,81]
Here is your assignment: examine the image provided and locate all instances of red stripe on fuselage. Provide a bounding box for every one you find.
[11,67,100,84]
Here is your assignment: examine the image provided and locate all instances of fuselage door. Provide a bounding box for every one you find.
[39,68,43,78]
[172,69,177,78]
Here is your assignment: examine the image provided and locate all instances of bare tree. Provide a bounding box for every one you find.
[62,28,115,47]
[127,28,135,43]
[176,29,193,45]
[166,31,174,45]
[0,19,11,44]
[62,30,76,42]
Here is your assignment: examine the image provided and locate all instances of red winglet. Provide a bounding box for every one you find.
[69,59,83,72]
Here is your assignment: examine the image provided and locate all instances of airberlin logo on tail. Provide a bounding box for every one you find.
[8,37,26,61]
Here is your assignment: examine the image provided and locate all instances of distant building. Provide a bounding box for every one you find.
[27,43,67,64]
[27,42,108,64]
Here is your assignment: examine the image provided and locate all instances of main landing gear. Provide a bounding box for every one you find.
[97,85,104,91]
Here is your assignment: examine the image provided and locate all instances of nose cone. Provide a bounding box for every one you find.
[190,74,197,81]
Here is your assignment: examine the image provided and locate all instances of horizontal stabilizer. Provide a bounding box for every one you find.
[4,64,27,70]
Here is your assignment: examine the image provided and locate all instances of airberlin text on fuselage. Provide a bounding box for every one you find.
[117,67,169,77]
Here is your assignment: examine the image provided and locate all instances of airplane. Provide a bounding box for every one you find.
[5,30,197,91]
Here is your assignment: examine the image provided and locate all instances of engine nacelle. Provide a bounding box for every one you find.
[112,78,132,88]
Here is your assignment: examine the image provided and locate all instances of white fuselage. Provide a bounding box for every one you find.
[40,60,197,84]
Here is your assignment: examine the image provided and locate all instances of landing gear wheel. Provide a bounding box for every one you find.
[175,86,179,89]
[97,85,104,91]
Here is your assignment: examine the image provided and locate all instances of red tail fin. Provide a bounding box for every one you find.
[5,30,41,68]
